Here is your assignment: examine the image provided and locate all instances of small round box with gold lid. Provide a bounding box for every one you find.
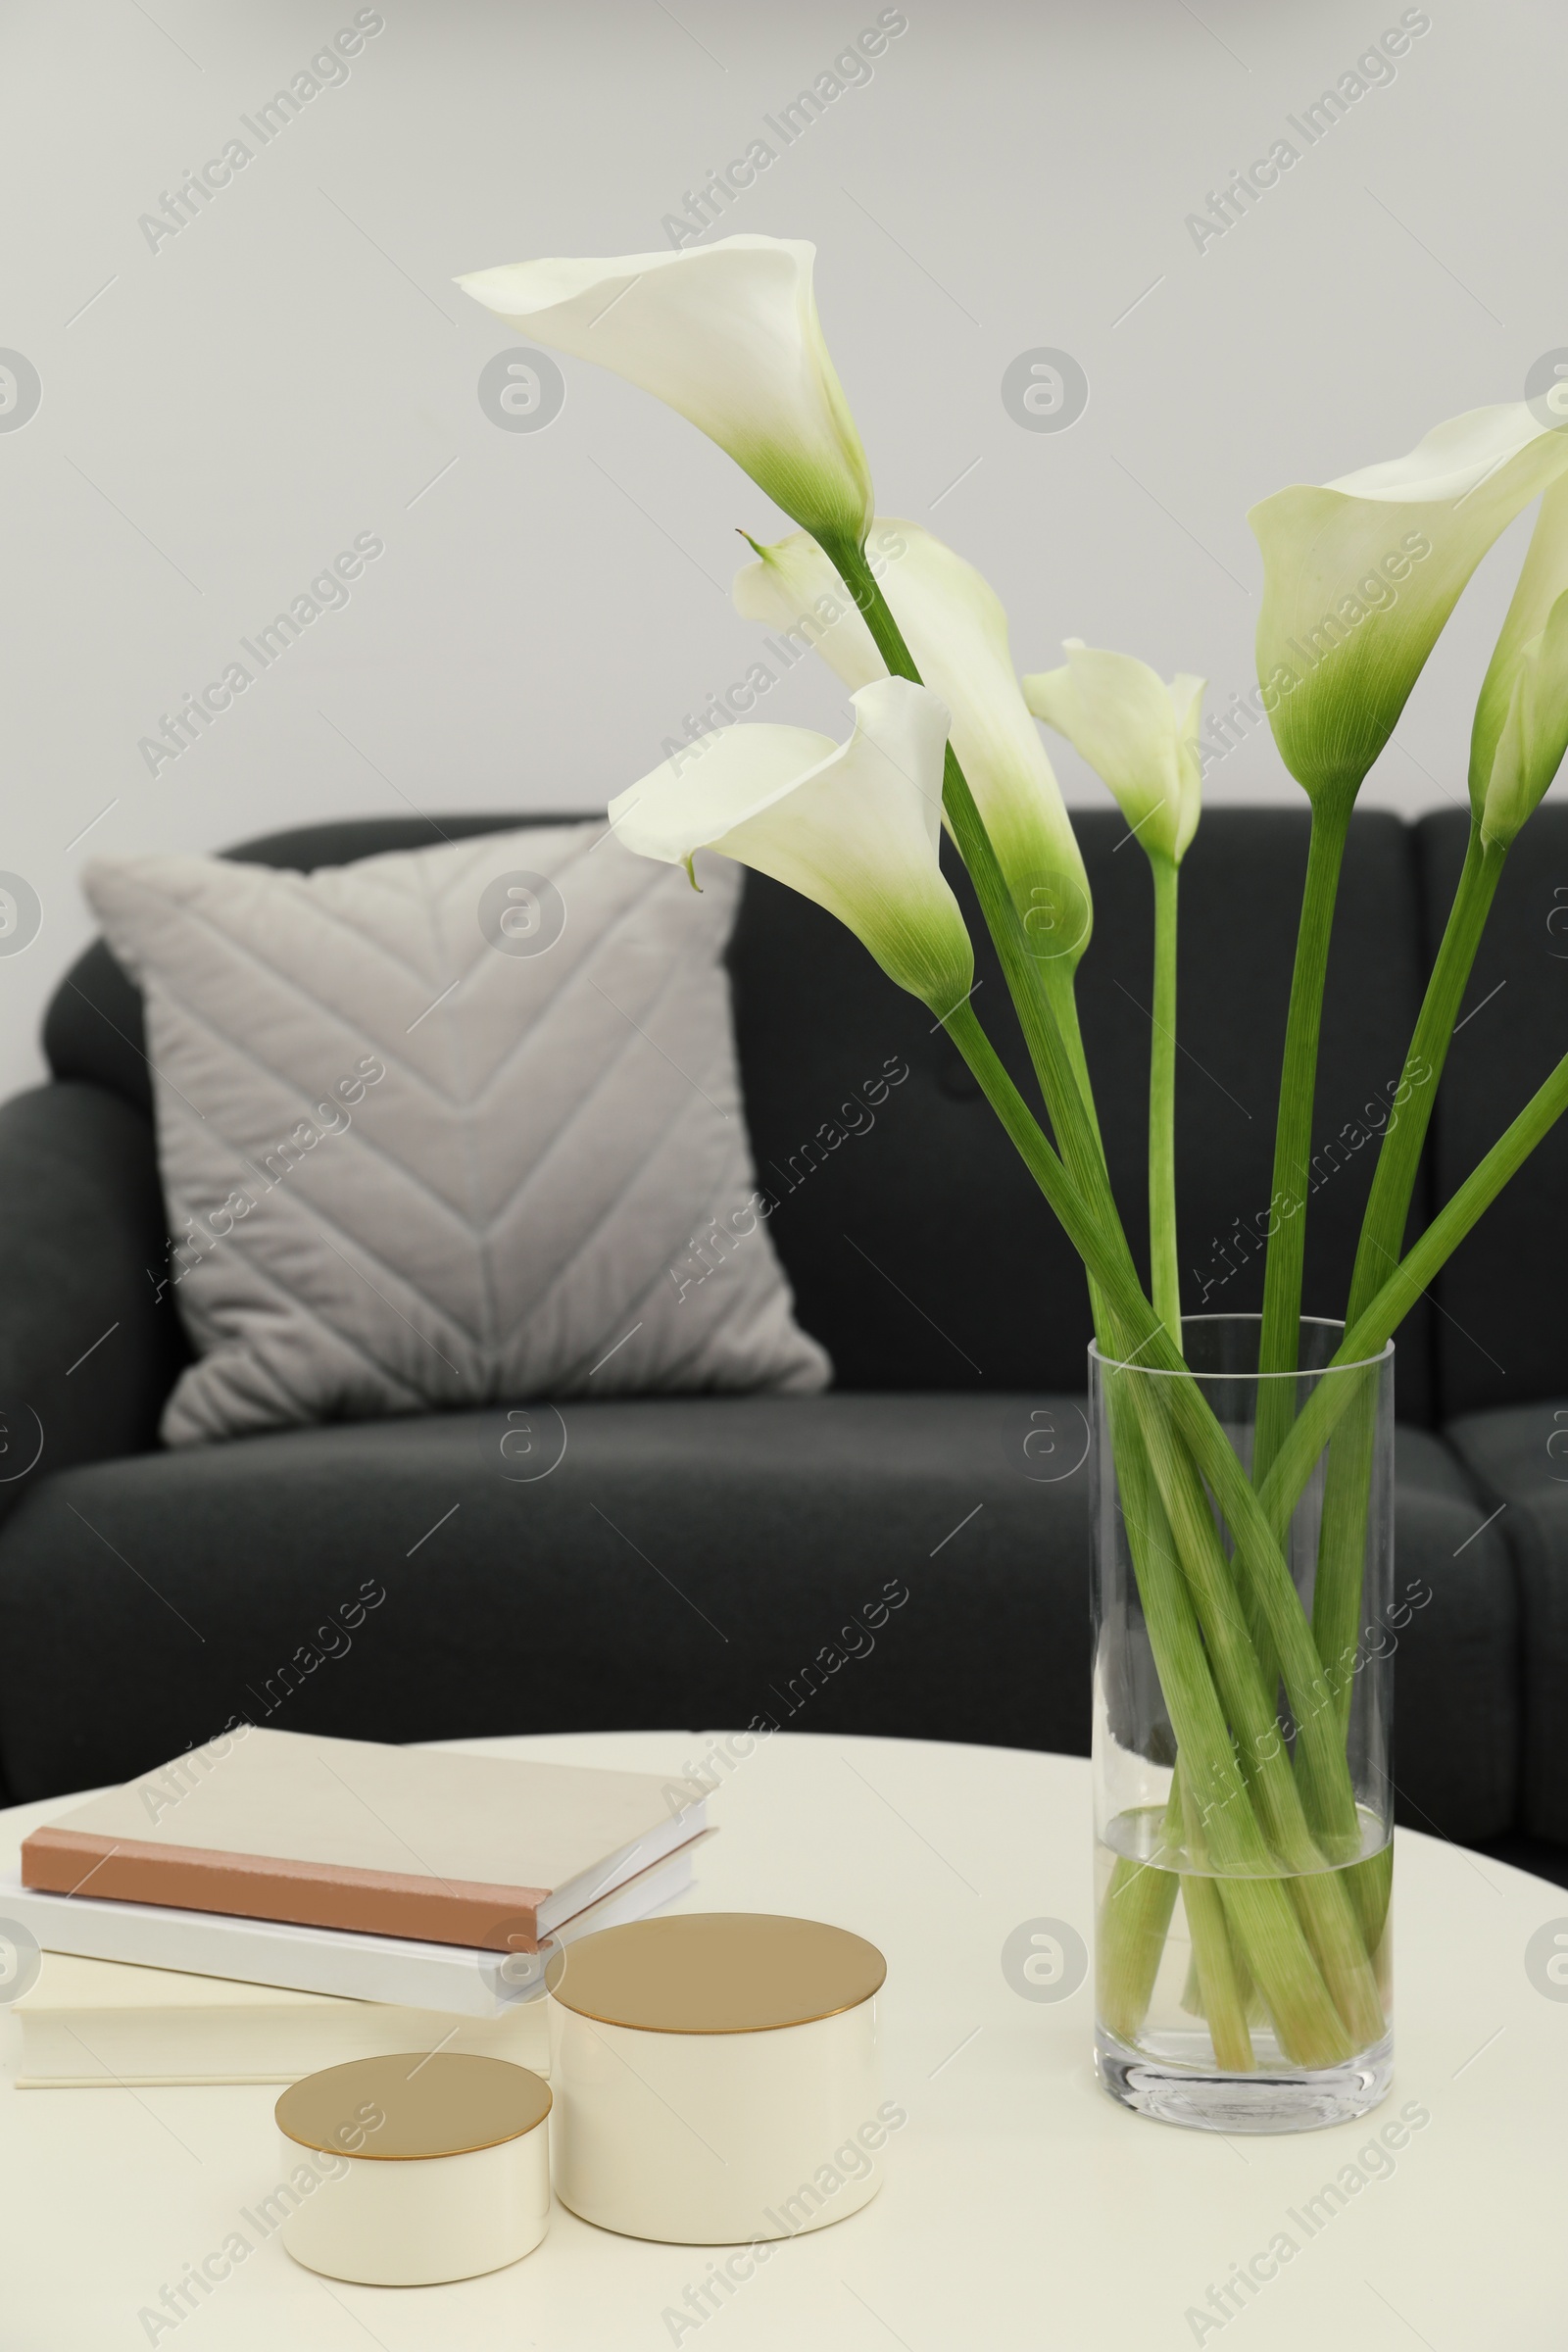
[546,1911,888,2245]
[273,2052,551,2284]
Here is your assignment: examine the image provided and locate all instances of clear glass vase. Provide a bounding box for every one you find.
[1091,1313,1396,2132]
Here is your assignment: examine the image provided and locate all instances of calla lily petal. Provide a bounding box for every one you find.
[1024,641,1206,866]
[1169,672,1206,862]
[1470,474,1568,845]
[1250,401,1568,808]
[734,519,1093,964]
[457,235,873,545]
[1479,594,1568,849]
[609,678,973,1010]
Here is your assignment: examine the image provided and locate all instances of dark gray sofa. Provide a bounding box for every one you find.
[0,806,1561,1875]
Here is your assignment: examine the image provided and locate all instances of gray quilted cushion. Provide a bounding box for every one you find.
[83,824,829,1444]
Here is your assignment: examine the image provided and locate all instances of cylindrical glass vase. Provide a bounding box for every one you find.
[1091,1313,1395,2132]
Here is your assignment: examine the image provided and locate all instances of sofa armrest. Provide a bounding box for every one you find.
[1446,1404,1568,1843]
[0,1082,185,1519]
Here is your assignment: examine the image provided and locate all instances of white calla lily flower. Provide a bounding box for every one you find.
[456,235,873,545]
[734,520,1093,965]
[1023,640,1205,867]
[1470,475,1568,846]
[1250,401,1568,808]
[609,678,973,1011]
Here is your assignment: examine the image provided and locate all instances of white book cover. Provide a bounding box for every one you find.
[0,1837,702,2021]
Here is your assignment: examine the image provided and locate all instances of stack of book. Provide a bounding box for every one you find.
[8,1727,705,2087]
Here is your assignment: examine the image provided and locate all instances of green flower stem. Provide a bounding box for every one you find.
[1094,1389,1232,2051]
[1102,1385,1351,2064]
[825,535,1370,1914]
[922,645,1292,2041]
[829,540,1205,1525]
[1185,1879,1255,2069]
[1098,1840,1181,2048]
[820,525,1323,2035]
[1261,1029,1568,1533]
[1309,824,1507,1715]
[1178,1761,1255,2071]
[1042,848,1309,2050]
[1345,1840,1395,2004]
[820,533,1119,1232]
[1046,961,1108,1162]
[1118,1373,1383,2045]
[942,995,1362,1855]
[1253,795,1355,1486]
[1308,1390,1383,1739]
[1149,851,1183,1352]
[822,536,1371,1846]
[1348,824,1507,1316]
[943,994,1377,2047]
[826,523,1305,2046]
[1133,1360,1361,1858]
[1041,955,1127,1411]
[1092,1377,1342,2057]
[843,537,1283,2024]
[1033,960,1117,1335]
[937,1001,1359,2051]
[1287,1868,1386,2053]
[817,538,1392,2059]
[1216,1878,1352,2066]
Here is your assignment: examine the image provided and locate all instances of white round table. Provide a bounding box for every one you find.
[0,1730,1559,2347]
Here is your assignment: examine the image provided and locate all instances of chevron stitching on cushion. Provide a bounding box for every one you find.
[84,822,829,1443]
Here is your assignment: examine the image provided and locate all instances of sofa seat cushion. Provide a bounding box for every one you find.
[1390,1425,1521,1845]
[0,1406,1519,1837]
[1443,1403,1568,1840]
[0,1395,1096,1803]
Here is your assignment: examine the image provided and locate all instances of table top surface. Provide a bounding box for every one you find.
[1,1728,1562,2350]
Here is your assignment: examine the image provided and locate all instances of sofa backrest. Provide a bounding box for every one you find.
[1418,808,1568,1417]
[729,806,1434,1424]
[44,805,1568,1423]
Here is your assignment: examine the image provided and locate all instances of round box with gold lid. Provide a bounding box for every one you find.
[273,2051,551,2284]
[546,1911,889,2245]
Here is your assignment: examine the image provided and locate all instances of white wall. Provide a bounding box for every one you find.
[3,0,1560,1101]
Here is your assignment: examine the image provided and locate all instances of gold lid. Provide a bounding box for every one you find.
[275,2052,551,2161]
[544,1912,886,2034]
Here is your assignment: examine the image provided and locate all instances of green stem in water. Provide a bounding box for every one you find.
[1101,1384,1351,2064]
[1098,1841,1181,2049]
[1185,1879,1255,2069]
[1253,796,1355,1486]
[1117,1372,1383,2046]
[1178,1760,1255,2071]
[1345,1840,1395,2007]
[1310,824,1507,1716]
[1149,851,1183,1353]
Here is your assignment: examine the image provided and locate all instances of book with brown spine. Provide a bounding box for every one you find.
[21,1727,705,1951]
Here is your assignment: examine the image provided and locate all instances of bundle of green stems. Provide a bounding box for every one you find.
[819,532,1563,2070]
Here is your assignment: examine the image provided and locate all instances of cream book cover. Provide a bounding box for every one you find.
[12,1950,548,2087]
[21,1727,704,1947]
